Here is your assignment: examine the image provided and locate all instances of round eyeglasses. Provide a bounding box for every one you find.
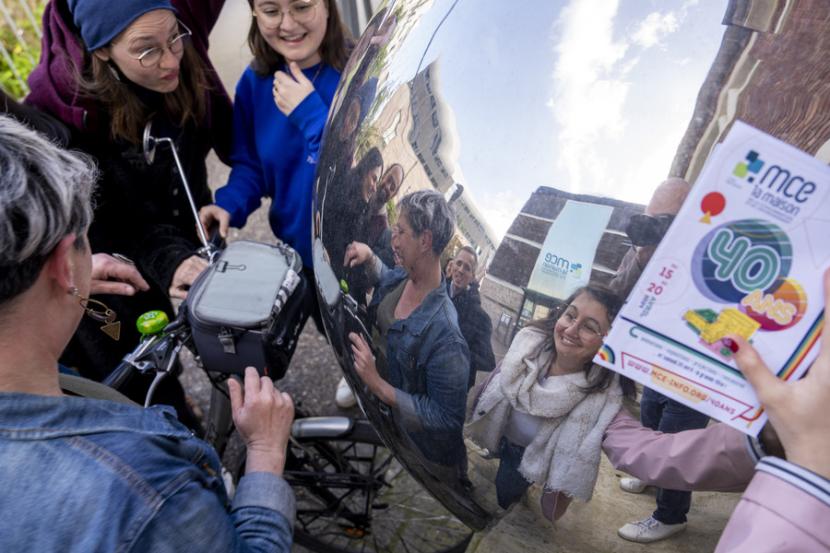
[253,0,320,27]
[131,21,192,68]
[558,307,605,341]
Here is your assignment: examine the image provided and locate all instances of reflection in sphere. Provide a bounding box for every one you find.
[312,0,830,544]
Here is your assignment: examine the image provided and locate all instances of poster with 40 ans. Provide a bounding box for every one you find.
[595,121,830,436]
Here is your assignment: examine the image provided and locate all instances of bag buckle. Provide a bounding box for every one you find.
[218,327,236,354]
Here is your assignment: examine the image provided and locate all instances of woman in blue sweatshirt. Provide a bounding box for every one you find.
[199,0,349,269]
[199,0,350,335]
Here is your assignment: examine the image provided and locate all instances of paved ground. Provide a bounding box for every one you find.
[175,3,744,551]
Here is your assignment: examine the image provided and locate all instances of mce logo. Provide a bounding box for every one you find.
[733,150,764,182]
[733,150,816,204]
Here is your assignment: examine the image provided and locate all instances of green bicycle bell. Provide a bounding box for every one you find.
[136,310,169,336]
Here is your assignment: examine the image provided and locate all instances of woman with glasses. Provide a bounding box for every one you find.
[24,0,233,424]
[199,0,350,334]
[467,285,634,518]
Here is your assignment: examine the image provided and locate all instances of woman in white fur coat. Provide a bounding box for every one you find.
[467,285,634,519]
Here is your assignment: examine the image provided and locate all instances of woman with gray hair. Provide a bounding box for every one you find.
[0,114,296,552]
[344,189,470,476]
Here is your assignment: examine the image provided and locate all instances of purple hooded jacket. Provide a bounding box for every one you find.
[25,0,232,159]
[23,0,234,390]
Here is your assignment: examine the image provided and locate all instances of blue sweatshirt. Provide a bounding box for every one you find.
[215,63,340,267]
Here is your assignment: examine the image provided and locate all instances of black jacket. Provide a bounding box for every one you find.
[448,282,496,389]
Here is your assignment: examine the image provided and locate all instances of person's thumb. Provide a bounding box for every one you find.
[219,211,229,239]
[198,209,211,232]
[729,334,780,402]
[290,61,310,85]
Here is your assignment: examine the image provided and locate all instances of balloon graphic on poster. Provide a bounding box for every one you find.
[699,192,726,224]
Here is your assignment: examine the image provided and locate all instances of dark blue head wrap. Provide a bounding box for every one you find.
[67,0,176,51]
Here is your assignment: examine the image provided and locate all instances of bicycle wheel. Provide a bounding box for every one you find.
[287,420,473,553]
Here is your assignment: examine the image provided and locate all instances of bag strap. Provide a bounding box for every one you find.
[468,361,502,418]
[59,373,139,406]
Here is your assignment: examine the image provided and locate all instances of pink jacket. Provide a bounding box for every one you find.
[600,410,830,552]
[716,457,830,552]
[602,409,756,492]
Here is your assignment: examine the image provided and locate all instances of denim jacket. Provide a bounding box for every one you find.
[373,268,470,466]
[0,393,294,552]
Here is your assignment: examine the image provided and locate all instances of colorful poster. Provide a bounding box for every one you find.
[527,200,613,300]
[596,121,830,436]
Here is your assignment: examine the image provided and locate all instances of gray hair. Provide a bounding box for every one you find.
[0,115,97,305]
[456,245,478,269]
[399,189,454,256]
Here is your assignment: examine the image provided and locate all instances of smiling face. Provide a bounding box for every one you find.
[253,0,329,68]
[98,10,183,94]
[450,250,476,291]
[553,292,610,368]
[377,164,404,204]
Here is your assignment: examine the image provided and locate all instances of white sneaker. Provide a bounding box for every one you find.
[619,476,647,493]
[335,377,357,408]
[618,516,686,543]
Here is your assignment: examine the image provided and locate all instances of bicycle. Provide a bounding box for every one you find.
[100,120,473,552]
[103,307,473,553]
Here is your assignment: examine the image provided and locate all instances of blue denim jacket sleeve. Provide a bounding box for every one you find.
[129,472,294,552]
[393,332,470,436]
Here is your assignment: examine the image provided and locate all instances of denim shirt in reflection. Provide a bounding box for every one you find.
[0,393,294,553]
[372,267,470,467]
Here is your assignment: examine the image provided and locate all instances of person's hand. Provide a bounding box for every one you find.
[90,254,150,296]
[344,241,373,268]
[198,204,230,240]
[349,332,395,405]
[273,62,315,116]
[169,255,208,299]
[229,367,294,475]
[729,267,830,479]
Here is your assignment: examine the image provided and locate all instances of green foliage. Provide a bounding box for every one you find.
[0,2,46,99]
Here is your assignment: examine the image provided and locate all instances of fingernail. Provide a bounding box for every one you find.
[724,338,739,353]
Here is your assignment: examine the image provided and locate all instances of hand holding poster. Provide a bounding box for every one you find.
[596,121,830,436]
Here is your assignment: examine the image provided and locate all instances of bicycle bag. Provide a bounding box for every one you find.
[186,240,309,379]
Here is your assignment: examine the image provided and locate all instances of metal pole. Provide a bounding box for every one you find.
[17,0,41,40]
[157,137,212,251]
[0,0,36,66]
[0,38,29,95]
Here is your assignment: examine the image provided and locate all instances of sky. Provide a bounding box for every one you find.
[381,0,728,239]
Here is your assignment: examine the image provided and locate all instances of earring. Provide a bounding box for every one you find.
[69,287,121,341]
[107,62,122,82]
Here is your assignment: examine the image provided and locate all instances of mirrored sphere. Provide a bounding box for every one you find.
[313,0,830,535]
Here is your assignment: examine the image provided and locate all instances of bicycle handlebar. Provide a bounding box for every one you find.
[103,359,137,390]
[105,307,189,396]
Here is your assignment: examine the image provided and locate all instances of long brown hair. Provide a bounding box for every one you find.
[77,40,209,144]
[247,0,351,76]
[526,285,634,397]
